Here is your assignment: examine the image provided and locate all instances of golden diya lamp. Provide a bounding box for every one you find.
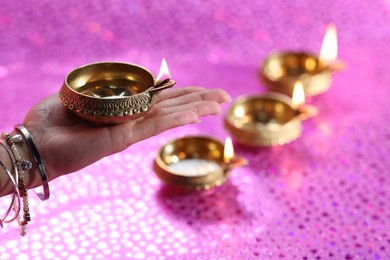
[225,82,317,147]
[260,24,345,97]
[59,58,175,125]
[154,136,247,190]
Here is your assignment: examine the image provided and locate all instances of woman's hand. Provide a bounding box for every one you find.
[21,87,230,182]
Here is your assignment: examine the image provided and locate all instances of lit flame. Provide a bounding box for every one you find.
[156,57,171,82]
[291,81,305,110]
[319,24,338,64]
[224,137,234,164]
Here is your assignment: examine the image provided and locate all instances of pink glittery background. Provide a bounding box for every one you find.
[0,0,389,259]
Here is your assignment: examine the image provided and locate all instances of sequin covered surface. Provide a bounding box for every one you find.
[0,1,389,259]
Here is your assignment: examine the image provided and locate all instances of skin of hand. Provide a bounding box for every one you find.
[20,87,231,183]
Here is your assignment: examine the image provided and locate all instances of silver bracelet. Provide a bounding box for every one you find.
[14,125,50,201]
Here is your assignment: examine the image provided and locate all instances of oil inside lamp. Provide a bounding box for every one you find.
[167,159,221,177]
[154,136,246,190]
[168,137,236,176]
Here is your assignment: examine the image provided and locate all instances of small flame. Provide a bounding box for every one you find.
[156,57,171,82]
[319,24,338,64]
[291,81,305,110]
[224,137,234,164]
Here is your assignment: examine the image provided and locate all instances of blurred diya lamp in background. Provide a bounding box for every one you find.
[225,82,317,147]
[59,58,175,125]
[260,24,345,97]
[154,136,247,190]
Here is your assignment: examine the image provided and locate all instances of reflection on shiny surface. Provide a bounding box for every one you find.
[78,79,144,98]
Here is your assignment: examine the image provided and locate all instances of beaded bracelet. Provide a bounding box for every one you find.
[15,125,50,201]
[0,159,21,227]
[0,139,21,224]
[2,132,31,236]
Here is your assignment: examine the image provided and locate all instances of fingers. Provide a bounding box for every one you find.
[155,88,231,109]
[122,111,200,145]
[148,100,221,118]
[156,87,205,103]
[81,87,230,153]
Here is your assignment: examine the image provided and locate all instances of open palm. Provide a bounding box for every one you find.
[22,87,230,182]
